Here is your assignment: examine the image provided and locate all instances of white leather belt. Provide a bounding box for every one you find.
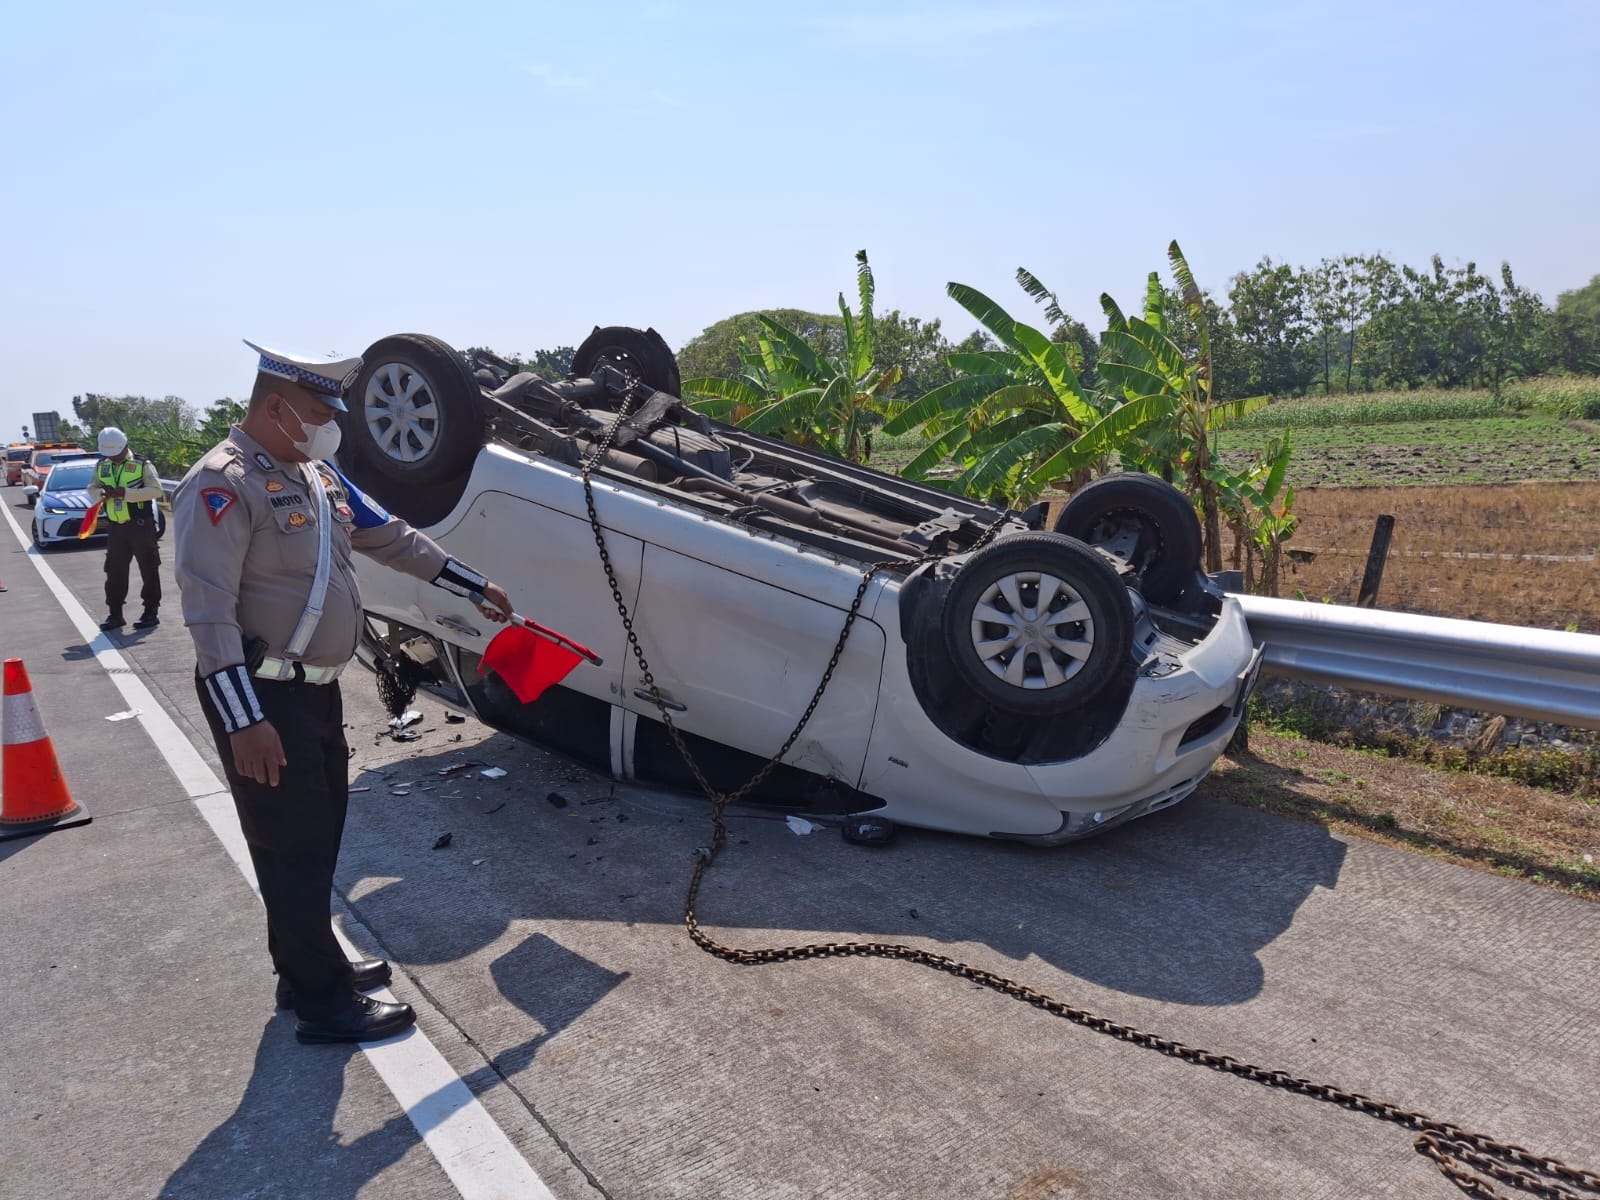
[254,656,345,685]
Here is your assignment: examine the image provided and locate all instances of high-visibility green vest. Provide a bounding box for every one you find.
[96,457,152,524]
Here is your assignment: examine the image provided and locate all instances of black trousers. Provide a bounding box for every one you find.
[195,672,353,1018]
[104,517,161,616]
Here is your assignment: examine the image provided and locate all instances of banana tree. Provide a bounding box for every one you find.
[1095,241,1274,571]
[1205,433,1297,595]
[882,279,1171,505]
[682,250,900,464]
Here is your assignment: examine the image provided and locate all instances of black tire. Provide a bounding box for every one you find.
[1054,472,1202,604]
[941,532,1133,716]
[340,334,485,488]
[31,521,45,550]
[571,326,681,397]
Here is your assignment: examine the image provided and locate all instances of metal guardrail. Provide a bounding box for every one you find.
[1231,594,1600,732]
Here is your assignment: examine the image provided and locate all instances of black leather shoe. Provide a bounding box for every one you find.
[276,959,392,1009]
[99,613,125,631]
[295,995,416,1045]
[132,611,160,629]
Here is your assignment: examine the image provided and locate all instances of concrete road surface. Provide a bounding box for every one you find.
[1,490,1596,1200]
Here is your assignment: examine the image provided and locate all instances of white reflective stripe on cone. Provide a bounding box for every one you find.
[2,691,48,746]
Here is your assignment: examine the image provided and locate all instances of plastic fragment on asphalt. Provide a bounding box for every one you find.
[106,709,141,721]
[432,832,452,849]
[391,789,411,797]
[388,709,423,730]
[786,815,817,835]
[483,802,505,814]
[445,712,466,723]
[348,786,371,793]
[471,858,487,866]
[481,767,508,779]
[438,761,478,777]
[842,816,896,846]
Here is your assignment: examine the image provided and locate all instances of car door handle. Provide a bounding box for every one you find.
[434,614,481,638]
[633,687,687,712]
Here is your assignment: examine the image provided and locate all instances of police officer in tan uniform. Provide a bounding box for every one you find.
[86,426,166,631]
[174,340,512,1044]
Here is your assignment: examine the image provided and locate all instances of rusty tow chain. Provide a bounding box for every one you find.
[574,391,1599,1200]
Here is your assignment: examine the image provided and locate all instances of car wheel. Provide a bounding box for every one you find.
[32,521,48,551]
[571,327,682,397]
[942,533,1133,716]
[1053,473,1202,604]
[341,334,485,488]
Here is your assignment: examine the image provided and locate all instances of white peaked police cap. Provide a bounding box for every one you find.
[244,339,362,412]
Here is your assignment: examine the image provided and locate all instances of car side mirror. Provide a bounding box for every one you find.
[23,485,38,500]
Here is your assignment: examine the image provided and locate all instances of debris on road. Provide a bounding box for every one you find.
[432,832,452,849]
[786,815,817,836]
[437,761,479,777]
[481,766,507,779]
[483,802,506,814]
[388,709,423,731]
[547,792,568,808]
[106,709,141,721]
[445,712,466,724]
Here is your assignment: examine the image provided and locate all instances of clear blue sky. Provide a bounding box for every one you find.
[3,0,1597,440]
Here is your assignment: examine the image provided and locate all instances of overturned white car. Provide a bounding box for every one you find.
[341,328,1261,843]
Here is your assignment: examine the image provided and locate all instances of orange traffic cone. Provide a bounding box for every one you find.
[1,658,91,841]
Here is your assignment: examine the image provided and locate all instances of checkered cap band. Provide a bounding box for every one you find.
[258,354,359,396]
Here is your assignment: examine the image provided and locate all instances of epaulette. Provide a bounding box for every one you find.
[198,442,248,482]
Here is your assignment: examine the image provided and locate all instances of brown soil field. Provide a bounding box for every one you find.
[1238,481,1600,633]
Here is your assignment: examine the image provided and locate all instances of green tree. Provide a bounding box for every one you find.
[1227,258,1314,396]
[70,393,201,475]
[883,273,1170,504]
[683,251,901,463]
[675,310,844,383]
[1549,274,1600,374]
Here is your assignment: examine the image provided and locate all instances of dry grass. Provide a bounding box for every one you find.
[1208,730,1600,900]
[1242,481,1600,632]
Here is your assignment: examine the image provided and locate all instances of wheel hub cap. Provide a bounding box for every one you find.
[365,362,441,464]
[970,570,1094,690]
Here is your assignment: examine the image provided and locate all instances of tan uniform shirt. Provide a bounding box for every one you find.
[173,426,448,675]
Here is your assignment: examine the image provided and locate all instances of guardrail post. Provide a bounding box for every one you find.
[1356,515,1396,609]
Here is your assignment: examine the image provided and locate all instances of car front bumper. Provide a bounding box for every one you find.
[860,597,1262,842]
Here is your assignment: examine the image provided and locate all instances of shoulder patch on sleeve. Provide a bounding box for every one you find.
[329,463,391,528]
[200,487,237,525]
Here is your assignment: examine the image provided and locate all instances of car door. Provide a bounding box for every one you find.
[618,520,887,790]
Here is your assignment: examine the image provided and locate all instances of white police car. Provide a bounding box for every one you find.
[27,457,169,549]
[343,329,1261,843]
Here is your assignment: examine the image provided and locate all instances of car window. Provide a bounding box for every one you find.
[44,463,97,490]
[6,448,30,463]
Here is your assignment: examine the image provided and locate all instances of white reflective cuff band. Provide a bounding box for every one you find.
[434,557,489,599]
[203,664,265,733]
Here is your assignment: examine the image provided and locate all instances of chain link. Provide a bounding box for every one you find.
[573,391,1598,1200]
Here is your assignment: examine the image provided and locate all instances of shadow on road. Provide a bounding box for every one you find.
[158,1021,419,1200]
[337,734,1346,1011]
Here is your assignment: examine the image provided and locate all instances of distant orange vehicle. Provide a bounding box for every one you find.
[20,442,88,495]
[4,442,33,486]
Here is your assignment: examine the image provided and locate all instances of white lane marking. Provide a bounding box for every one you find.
[1,502,557,1200]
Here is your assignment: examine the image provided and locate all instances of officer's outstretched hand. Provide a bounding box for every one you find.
[475,582,513,624]
[231,721,289,787]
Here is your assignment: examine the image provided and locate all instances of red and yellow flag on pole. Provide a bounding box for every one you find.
[76,504,102,540]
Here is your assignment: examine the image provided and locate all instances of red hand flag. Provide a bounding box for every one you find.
[77,504,101,540]
[480,623,589,704]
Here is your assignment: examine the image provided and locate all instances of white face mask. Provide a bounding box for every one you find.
[278,402,343,461]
